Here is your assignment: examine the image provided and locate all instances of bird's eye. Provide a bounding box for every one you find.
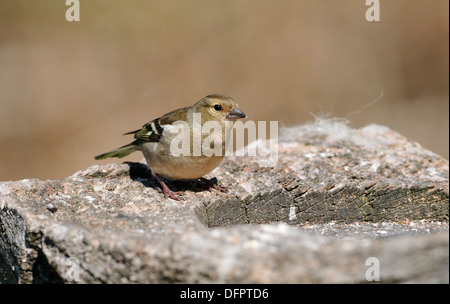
[213,104,222,111]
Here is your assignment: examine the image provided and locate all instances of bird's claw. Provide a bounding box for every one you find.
[199,178,227,193]
[156,187,183,200]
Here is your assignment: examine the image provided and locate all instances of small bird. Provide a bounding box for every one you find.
[95,94,246,200]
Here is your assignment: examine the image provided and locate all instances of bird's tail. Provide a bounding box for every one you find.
[94,142,140,160]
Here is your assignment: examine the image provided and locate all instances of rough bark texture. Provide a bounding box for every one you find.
[0,123,448,283]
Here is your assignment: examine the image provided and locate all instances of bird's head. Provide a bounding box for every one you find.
[194,94,246,124]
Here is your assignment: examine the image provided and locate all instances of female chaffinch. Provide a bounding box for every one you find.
[95,94,246,200]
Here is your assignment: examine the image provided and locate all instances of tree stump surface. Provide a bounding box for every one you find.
[1,123,448,283]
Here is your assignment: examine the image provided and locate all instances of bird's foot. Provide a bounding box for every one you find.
[156,187,183,200]
[155,174,183,201]
[199,177,227,193]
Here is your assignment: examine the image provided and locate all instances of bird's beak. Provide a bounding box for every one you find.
[226,108,247,119]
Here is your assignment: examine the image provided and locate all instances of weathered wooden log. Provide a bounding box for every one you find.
[0,123,448,283]
[197,123,448,226]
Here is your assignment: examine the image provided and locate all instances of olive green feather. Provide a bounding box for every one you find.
[94,141,140,160]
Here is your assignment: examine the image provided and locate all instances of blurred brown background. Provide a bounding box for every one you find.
[0,0,448,181]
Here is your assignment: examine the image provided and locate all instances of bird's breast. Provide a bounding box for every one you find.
[139,127,227,180]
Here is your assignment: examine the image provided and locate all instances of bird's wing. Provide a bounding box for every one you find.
[124,119,164,142]
[123,107,189,142]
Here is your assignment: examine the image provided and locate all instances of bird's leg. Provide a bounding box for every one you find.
[155,174,183,200]
[199,177,227,192]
